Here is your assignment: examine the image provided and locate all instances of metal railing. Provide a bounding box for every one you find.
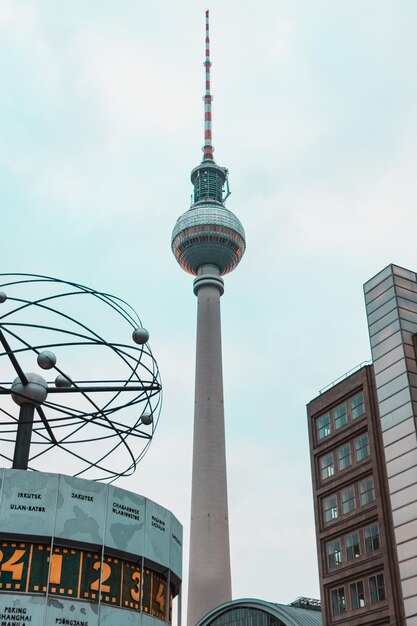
[319,360,372,395]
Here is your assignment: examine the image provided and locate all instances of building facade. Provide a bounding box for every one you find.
[308,365,404,625]
[308,264,417,626]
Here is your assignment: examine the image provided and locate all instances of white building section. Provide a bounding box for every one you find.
[364,264,417,625]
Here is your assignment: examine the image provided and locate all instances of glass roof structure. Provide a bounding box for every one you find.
[196,599,322,626]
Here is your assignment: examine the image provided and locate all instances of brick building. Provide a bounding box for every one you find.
[307,264,417,626]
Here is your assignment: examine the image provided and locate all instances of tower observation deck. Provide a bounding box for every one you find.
[171,10,246,626]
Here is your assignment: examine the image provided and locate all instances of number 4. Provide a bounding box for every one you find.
[155,581,165,613]
[0,549,25,580]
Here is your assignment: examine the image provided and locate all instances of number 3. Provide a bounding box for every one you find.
[130,571,141,602]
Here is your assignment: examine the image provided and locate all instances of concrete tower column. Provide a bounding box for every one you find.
[171,12,246,624]
[187,264,231,626]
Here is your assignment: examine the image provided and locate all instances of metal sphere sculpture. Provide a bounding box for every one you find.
[0,273,161,482]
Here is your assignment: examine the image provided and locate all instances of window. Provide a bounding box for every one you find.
[341,487,356,514]
[359,477,375,506]
[334,403,347,429]
[324,495,338,522]
[337,444,352,471]
[331,587,346,616]
[346,531,360,560]
[320,453,334,480]
[370,573,386,604]
[351,392,365,419]
[350,580,366,609]
[327,539,342,568]
[355,433,370,461]
[364,523,380,553]
[317,414,331,440]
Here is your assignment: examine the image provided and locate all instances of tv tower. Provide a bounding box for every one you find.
[171,10,246,626]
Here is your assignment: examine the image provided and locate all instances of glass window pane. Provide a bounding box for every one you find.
[346,531,360,560]
[337,444,352,470]
[341,487,356,514]
[324,495,338,522]
[327,539,342,568]
[320,453,335,480]
[331,587,346,615]
[377,574,386,602]
[370,573,386,604]
[350,580,365,610]
[359,477,375,506]
[334,403,347,429]
[351,393,365,419]
[355,433,370,461]
[365,523,380,553]
[317,414,331,439]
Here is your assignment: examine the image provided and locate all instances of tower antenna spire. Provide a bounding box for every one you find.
[203,9,214,161]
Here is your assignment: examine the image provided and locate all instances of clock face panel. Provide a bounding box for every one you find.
[0,540,172,620]
[0,469,183,581]
[0,470,182,625]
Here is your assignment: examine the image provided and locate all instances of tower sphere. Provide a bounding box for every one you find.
[171,201,246,276]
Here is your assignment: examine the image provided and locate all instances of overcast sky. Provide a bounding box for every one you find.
[1,0,417,613]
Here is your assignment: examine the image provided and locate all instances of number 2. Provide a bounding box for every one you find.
[90,561,111,593]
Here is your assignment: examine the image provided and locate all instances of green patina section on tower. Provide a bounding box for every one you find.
[191,162,227,206]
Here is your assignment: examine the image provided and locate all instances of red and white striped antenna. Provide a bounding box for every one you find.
[203,10,214,161]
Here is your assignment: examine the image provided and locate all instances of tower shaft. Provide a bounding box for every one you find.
[187,265,231,626]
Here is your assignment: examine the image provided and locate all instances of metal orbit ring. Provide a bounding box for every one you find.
[0,273,162,482]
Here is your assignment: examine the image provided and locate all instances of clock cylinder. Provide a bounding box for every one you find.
[0,469,182,625]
